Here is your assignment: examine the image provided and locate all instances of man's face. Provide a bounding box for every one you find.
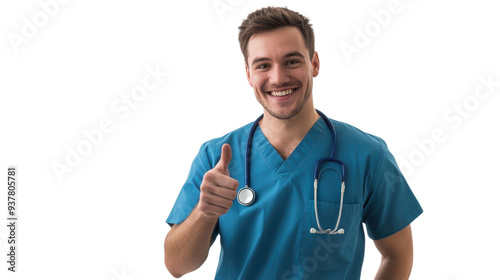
[245,26,319,120]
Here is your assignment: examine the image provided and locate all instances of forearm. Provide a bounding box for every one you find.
[164,206,218,278]
[374,255,413,280]
[165,144,238,277]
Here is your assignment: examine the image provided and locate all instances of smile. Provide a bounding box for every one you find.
[268,88,295,97]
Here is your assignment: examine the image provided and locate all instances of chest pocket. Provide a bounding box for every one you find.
[298,200,362,270]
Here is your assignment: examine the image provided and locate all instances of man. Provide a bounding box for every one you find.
[164,7,422,279]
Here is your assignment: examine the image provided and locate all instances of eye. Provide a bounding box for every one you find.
[256,64,269,69]
[287,60,300,65]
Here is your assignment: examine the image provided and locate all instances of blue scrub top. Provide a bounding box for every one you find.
[167,116,423,280]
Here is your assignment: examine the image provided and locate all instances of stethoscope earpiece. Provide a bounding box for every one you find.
[310,227,344,235]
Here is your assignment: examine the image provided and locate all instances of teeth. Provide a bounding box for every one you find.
[270,89,293,97]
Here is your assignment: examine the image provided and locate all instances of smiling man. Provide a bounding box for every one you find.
[164,7,422,279]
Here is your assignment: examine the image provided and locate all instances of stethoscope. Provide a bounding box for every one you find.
[237,110,347,235]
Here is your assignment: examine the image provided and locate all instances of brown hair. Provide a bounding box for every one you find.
[238,6,315,65]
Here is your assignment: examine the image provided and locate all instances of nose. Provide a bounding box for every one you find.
[268,65,290,86]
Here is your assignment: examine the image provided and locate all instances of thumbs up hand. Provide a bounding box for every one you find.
[214,143,232,176]
[197,144,239,218]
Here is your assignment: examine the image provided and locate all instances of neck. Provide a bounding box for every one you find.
[259,105,319,159]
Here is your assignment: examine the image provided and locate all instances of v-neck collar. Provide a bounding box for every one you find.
[252,117,329,182]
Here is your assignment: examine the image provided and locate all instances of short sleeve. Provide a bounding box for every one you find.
[362,139,423,240]
[166,143,220,240]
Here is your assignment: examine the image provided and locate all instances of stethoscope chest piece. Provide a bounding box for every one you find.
[237,187,255,206]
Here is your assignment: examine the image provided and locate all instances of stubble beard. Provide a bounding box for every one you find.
[257,84,313,121]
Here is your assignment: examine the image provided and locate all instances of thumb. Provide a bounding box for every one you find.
[215,143,232,175]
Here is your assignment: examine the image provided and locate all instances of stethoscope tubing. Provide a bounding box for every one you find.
[314,110,346,182]
[244,114,263,189]
[239,109,346,234]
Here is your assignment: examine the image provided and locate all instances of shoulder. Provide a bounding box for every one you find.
[201,121,253,149]
[198,121,254,165]
[330,119,388,155]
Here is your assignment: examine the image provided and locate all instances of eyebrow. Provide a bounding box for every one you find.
[251,51,306,66]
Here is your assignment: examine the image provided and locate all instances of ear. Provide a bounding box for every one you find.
[312,52,320,77]
[245,63,254,87]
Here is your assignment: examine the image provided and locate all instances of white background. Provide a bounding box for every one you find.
[1,0,499,279]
